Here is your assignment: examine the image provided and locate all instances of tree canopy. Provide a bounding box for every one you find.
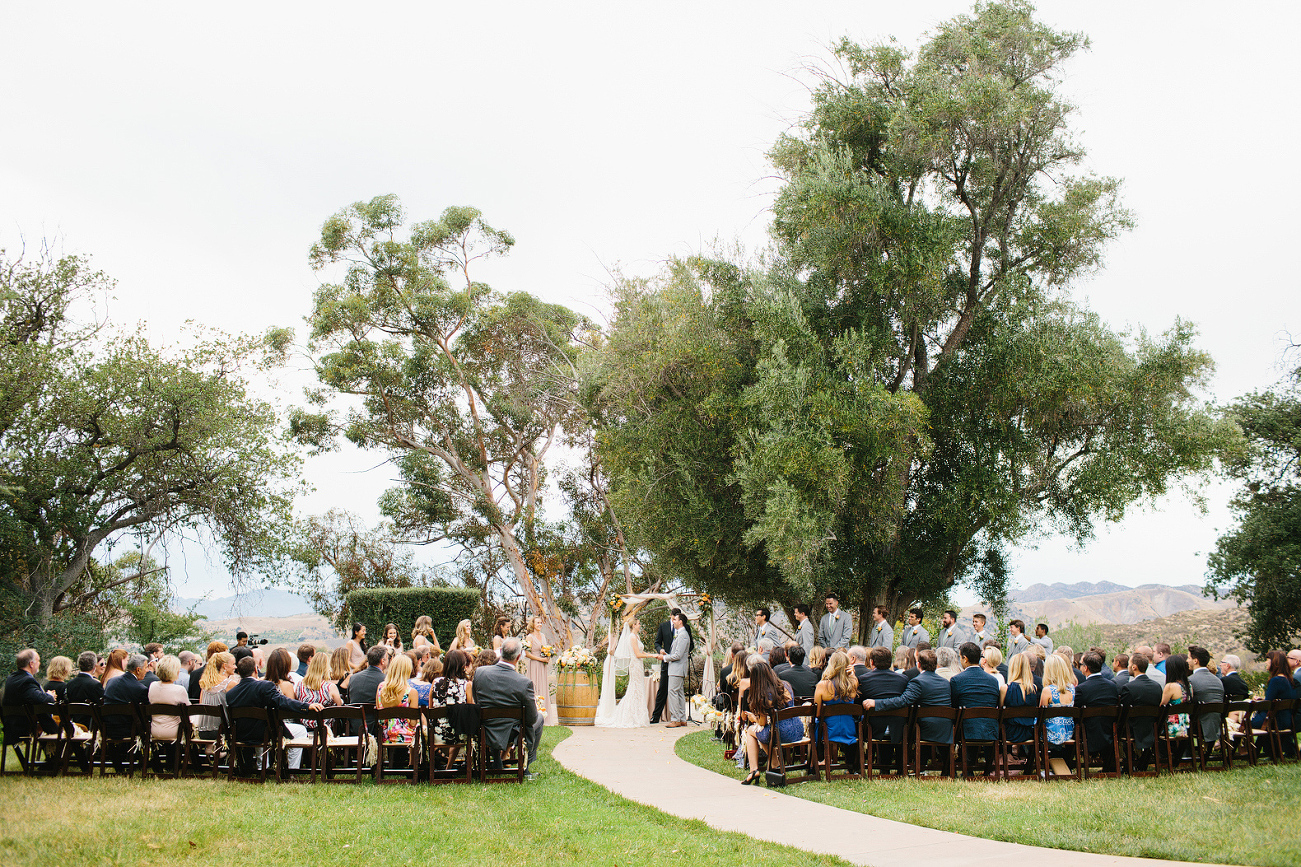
[587,1,1234,633]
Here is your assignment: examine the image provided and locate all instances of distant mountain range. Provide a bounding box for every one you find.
[961,581,1236,628]
[1011,581,1205,604]
[173,589,317,622]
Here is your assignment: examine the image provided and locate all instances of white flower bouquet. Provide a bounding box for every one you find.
[556,644,598,674]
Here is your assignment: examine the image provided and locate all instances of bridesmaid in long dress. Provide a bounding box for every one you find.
[525,615,551,720]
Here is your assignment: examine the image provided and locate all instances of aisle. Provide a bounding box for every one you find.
[551,724,1230,867]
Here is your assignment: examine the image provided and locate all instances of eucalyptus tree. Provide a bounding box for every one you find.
[589,2,1233,634]
[294,196,596,647]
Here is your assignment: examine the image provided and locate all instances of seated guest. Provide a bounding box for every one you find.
[728,653,753,736]
[102,653,150,771]
[295,644,315,680]
[410,655,441,708]
[329,646,354,702]
[1134,645,1166,688]
[893,646,917,681]
[429,649,472,766]
[779,645,819,699]
[981,646,1005,687]
[769,645,789,675]
[847,645,869,681]
[473,648,499,679]
[1090,647,1114,681]
[1187,645,1225,746]
[1027,644,1046,684]
[1119,652,1163,770]
[1218,654,1250,701]
[43,656,73,702]
[1075,650,1120,770]
[858,646,908,760]
[982,640,1009,683]
[1251,650,1298,759]
[756,638,775,664]
[226,657,324,774]
[188,641,228,703]
[230,646,254,672]
[266,648,299,700]
[1053,647,1078,686]
[197,651,237,739]
[935,646,962,681]
[376,655,419,747]
[738,659,802,784]
[718,641,745,697]
[3,649,57,740]
[473,638,544,772]
[1161,654,1192,745]
[865,649,953,748]
[813,651,861,771]
[101,648,128,686]
[147,655,190,768]
[1039,655,1076,755]
[295,651,343,725]
[1113,653,1131,687]
[951,642,1003,775]
[807,646,827,681]
[1002,652,1040,756]
[349,645,389,707]
[66,651,104,727]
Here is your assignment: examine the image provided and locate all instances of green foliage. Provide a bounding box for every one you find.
[344,586,479,648]
[1208,352,1301,653]
[0,590,105,670]
[119,598,213,656]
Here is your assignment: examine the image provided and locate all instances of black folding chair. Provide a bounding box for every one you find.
[863,705,909,779]
[1122,704,1165,776]
[1000,705,1042,781]
[954,706,1001,778]
[59,702,98,776]
[766,703,817,785]
[815,702,863,782]
[314,706,365,783]
[373,706,424,785]
[1190,701,1230,771]
[1078,705,1122,779]
[423,707,473,784]
[910,705,956,778]
[228,707,279,782]
[1038,705,1083,781]
[184,704,229,779]
[278,707,321,783]
[1223,700,1256,767]
[477,705,527,783]
[92,703,145,777]
[2,705,48,775]
[142,703,190,778]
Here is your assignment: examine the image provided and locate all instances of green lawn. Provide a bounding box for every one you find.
[0,727,854,867]
[676,730,1301,866]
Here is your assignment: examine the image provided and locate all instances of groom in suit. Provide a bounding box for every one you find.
[662,612,691,728]
[650,615,675,724]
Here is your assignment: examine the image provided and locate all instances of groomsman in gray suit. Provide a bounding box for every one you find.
[819,593,853,649]
[662,612,691,727]
[900,608,930,649]
[793,604,815,660]
[868,605,893,649]
[937,610,963,649]
[969,613,991,646]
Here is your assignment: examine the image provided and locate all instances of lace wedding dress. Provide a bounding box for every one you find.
[594,626,650,728]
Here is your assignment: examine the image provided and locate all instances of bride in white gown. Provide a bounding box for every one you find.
[594,619,659,727]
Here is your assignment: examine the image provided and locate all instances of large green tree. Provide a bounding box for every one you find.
[294,195,608,648]
[1208,354,1301,653]
[0,244,301,628]
[588,2,1234,633]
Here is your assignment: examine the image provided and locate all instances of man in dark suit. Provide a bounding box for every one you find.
[1118,652,1163,771]
[950,642,1001,775]
[769,645,790,676]
[1075,650,1120,771]
[349,646,389,706]
[103,654,150,734]
[779,645,819,699]
[650,615,675,724]
[1090,648,1115,681]
[2,649,57,738]
[65,651,105,726]
[225,657,322,775]
[1113,654,1131,687]
[865,649,953,748]
[473,637,544,772]
[1218,654,1250,701]
[1187,646,1225,746]
[858,647,908,747]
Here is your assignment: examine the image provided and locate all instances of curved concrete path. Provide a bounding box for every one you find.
[552,724,1232,867]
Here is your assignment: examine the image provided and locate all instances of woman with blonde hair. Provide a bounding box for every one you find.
[296,652,343,727]
[197,651,237,738]
[814,650,860,771]
[411,615,440,653]
[376,655,419,745]
[1039,654,1076,749]
[329,646,353,701]
[448,619,474,654]
[43,656,73,702]
[807,645,827,679]
[981,646,1006,687]
[893,645,916,679]
[1054,646,1077,686]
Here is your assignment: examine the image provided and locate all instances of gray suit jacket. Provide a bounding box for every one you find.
[795,620,815,659]
[819,611,852,648]
[901,625,930,649]
[473,661,541,754]
[665,628,690,677]
[868,620,893,649]
[349,665,385,706]
[1188,667,1225,744]
[937,625,963,649]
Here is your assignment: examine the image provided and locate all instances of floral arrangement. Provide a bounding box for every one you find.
[696,592,713,615]
[692,693,731,730]
[555,644,599,674]
[607,592,624,612]
[521,637,554,658]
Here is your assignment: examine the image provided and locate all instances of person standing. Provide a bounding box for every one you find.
[818,593,852,650]
[1032,623,1055,654]
[900,608,929,649]
[793,604,815,660]
[754,607,776,646]
[650,613,676,724]
[937,610,963,649]
[1007,620,1030,657]
[970,613,990,645]
[868,606,893,650]
[661,612,691,727]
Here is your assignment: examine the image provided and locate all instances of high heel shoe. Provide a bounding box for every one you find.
[741,770,761,785]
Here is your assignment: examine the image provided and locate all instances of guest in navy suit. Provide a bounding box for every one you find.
[950,642,1003,775]
[858,646,908,769]
[1075,650,1120,771]
[866,649,953,747]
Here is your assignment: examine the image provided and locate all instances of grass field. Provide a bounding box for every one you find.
[676,730,1301,866]
[0,727,855,867]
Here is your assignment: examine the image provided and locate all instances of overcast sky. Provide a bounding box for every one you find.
[3,2,1298,606]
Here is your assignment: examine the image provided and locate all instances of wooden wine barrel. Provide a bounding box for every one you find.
[555,670,598,726]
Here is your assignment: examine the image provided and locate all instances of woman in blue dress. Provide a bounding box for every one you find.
[814,650,860,772]
[739,659,804,785]
[1252,650,1298,760]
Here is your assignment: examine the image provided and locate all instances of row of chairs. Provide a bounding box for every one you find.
[757,698,1299,785]
[2,700,531,785]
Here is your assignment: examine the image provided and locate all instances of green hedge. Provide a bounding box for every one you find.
[344,587,479,649]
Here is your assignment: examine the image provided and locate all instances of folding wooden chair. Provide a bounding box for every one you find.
[424,707,473,784]
[228,707,279,782]
[142,703,190,778]
[93,703,145,777]
[862,705,909,779]
[314,706,365,783]
[1190,701,1230,771]
[765,703,817,785]
[184,705,229,779]
[1039,706,1083,781]
[816,702,864,782]
[910,705,956,778]
[1,705,44,775]
[374,706,424,785]
[1121,705,1165,776]
[954,706,1001,778]
[278,707,321,783]
[59,702,98,776]
[999,705,1042,781]
[1224,700,1257,767]
[1258,699,1299,763]
[477,705,527,783]
[1078,705,1122,779]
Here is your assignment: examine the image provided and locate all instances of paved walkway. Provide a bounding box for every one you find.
[552,724,1231,867]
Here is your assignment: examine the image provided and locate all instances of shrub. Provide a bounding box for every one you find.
[344,587,478,648]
